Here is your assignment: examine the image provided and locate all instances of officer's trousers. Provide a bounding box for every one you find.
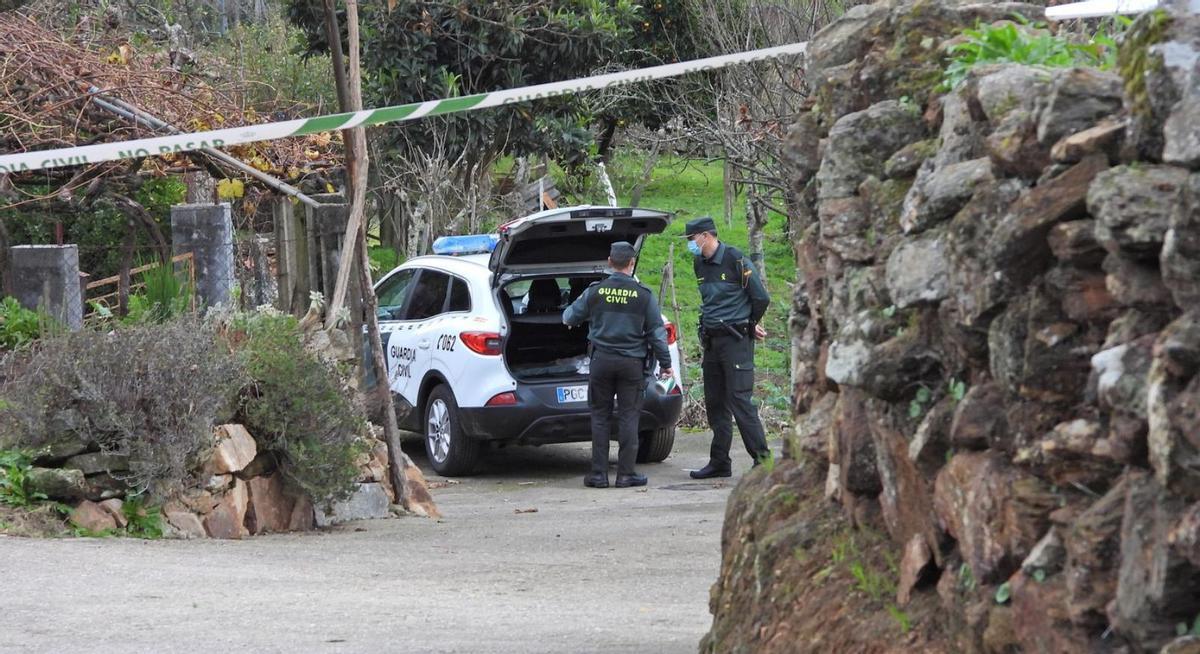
[703,332,770,468]
[588,350,644,476]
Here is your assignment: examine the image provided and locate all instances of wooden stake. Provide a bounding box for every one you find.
[328,0,423,514]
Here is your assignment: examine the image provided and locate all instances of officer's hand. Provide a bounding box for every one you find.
[754,324,767,340]
[659,367,673,379]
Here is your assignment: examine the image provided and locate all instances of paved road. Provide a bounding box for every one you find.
[0,431,763,654]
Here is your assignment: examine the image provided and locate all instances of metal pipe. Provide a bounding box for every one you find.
[85,86,322,208]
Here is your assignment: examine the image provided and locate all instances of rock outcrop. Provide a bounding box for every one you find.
[706,2,1200,652]
[12,422,409,540]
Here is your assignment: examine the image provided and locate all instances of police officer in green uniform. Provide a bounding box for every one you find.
[684,216,773,479]
[564,242,673,488]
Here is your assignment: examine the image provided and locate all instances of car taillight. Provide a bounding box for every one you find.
[461,331,503,355]
[486,391,518,406]
[664,321,678,345]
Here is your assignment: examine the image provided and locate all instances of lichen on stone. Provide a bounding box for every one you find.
[1117,9,1173,119]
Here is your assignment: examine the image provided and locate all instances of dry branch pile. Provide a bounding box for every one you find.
[0,11,341,193]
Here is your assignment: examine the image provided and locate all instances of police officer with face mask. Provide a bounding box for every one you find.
[684,217,772,479]
[564,241,673,489]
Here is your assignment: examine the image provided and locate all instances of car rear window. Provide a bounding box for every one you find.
[407,270,451,320]
[448,277,471,312]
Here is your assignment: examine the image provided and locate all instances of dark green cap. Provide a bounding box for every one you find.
[684,216,717,237]
[609,241,636,261]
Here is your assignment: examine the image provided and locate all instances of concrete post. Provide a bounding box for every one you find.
[9,245,83,330]
[304,194,362,349]
[171,203,234,309]
[274,197,309,315]
[304,193,348,300]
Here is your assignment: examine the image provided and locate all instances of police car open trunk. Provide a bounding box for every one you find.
[490,207,671,382]
[500,280,596,381]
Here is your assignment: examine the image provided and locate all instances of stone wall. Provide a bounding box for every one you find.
[30,422,398,539]
[709,2,1200,652]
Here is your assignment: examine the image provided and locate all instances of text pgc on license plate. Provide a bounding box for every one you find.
[556,385,588,403]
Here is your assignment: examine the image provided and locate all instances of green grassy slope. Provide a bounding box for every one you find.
[626,158,794,414]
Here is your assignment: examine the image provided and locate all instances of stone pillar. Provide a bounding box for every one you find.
[304,194,362,348]
[9,245,83,330]
[274,197,310,316]
[171,203,234,309]
[305,193,348,300]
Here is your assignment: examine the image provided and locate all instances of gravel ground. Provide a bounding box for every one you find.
[0,430,765,654]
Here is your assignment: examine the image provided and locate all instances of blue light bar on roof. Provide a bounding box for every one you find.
[431,233,499,256]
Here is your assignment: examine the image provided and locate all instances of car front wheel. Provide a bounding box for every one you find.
[636,426,675,463]
[424,385,481,476]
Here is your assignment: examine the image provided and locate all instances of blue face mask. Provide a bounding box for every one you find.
[687,239,702,256]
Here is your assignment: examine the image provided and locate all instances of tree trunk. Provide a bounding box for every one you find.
[723,155,738,229]
[332,0,430,517]
[661,242,686,384]
[118,218,135,317]
[321,0,356,330]
[595,162,617,207]
[185,170,216,204]
[628,140,661,208]
[596,118,618,164]
[747,190,767,280]
[0,215,11,296]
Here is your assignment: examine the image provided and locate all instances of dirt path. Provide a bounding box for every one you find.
[0,431,765,654]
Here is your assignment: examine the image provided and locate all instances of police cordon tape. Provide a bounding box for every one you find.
[0,42,808,175]
[0,0,1171,175]
[1045,0,1164,19]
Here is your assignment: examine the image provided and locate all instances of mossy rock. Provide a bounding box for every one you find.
[1117,9,1173,119]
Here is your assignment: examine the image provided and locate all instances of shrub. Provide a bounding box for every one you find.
[941,16,1129,90]
[0,449,45,507]
[225,310,365,504]
[123,263,194,324]
[121,493,164,539]
[0,318,244,496]
[0,297,47,350]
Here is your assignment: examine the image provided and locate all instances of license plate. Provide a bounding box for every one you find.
[556,385,588,403]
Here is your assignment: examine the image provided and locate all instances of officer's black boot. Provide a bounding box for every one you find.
[584,472,609,488]
[615,473,647,488]
[690,462,732,479]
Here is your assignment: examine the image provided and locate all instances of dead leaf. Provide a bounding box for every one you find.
[387,0,398,12]
[514,508,538,514]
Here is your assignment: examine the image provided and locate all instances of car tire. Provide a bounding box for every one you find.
[424,385,481,476]
[636,426,675,464]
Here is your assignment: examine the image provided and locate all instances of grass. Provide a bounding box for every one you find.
[622,157,795,397]
[820,526,914,637]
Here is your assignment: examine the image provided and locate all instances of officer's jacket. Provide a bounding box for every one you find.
[563,272,672,368]
[693,242,770,329]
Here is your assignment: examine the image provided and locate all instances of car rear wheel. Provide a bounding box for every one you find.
[636,426,675,463]
[424,385,481,476]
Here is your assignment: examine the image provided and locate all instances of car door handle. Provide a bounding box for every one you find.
[418,339,431,350]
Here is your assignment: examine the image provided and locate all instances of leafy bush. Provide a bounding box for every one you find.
[121,493,164,539]
[0,318,244,496]
[124,263,194,324]
[941,17,1129,90]
[225,311,365,504]
[0,449,45,507]
[0,297,45,350]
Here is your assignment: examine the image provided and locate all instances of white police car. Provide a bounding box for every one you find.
[371,206,684,475]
